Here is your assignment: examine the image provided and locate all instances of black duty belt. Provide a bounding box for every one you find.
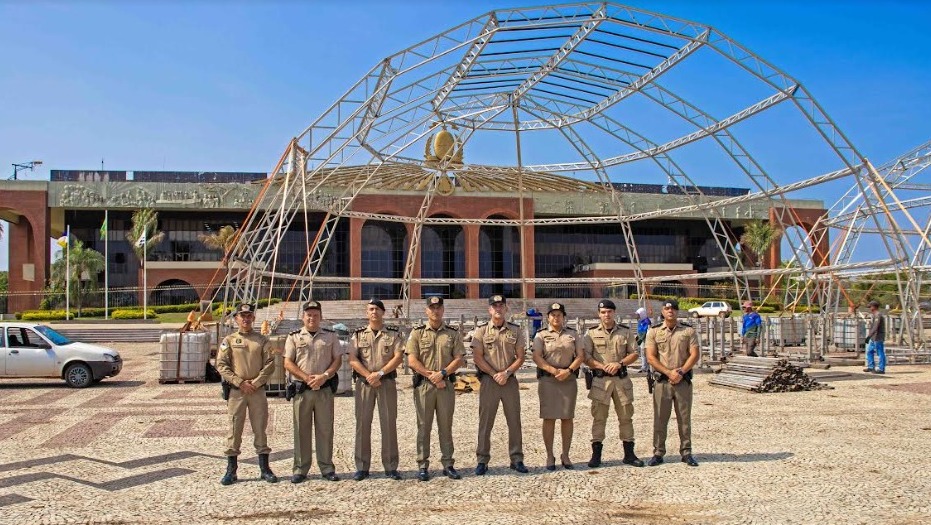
[412,373,458,388]
[653,370,692,384]
[536,368,580,379]
[352,370,398,381]
[592,366,627,378]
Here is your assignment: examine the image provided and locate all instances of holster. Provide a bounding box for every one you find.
[583,368,593,390]
[287,380,308,401]
[647,372,655,394]
[413,374,425,388]
[654,370,692,384]
[327,374,339,393]
[221,380,232,401]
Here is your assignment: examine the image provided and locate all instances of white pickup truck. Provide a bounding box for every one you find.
[1,323,122,388]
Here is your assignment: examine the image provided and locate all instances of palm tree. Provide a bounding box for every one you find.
[740,220,782,301]
[199,225,238,255]
[126,209,165,264]
[49,239,106,315]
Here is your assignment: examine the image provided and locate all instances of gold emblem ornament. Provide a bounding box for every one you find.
[424,123,464,169]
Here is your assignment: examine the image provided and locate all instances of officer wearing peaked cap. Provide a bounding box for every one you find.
[645,299,700,467]
[472,295,527,475]
[406,295,465,481]
[348,298,404,481]
[215,303,278,485]
[532,302,585,470]
[284,300,343,482]
[583,299,643,468]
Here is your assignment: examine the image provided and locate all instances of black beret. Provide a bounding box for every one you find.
[367,298,386,311]
[597,299,616,310]
[236,303,255,315]
[662,299,680,310]
[547,302,566,315]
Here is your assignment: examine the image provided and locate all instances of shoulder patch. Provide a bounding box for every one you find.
[353,327,366,333]
[618,323,630,330]
[564,326,577,332]
[678,321,693,328]
[413,324,426,330]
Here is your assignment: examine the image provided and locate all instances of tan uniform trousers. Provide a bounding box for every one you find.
[476,375,523,464]
[590,379,635,443]
[354,378,400,472]
[652,379,693,457]
[413,381,456,469]
[224,386,270,457]
[292,388,335,475]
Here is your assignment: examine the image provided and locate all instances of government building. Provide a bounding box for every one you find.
[0,169,827,313]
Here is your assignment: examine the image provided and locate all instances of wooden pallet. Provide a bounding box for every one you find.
[158,378,206,384]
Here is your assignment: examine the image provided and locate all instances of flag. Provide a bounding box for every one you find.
[99,218,107,238]
[56,235,69,249]
[135,232,147,248]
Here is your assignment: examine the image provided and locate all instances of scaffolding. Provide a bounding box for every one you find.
[215,2,929,350]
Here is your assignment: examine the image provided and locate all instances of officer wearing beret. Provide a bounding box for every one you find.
[348,298,404,481]
[215,303,278,485]
[645,299,700,467]
[532,302,585,470]
[583,299,644,468]
[406,296,466,481]
[284,300,343,482]
[471,295,528,475]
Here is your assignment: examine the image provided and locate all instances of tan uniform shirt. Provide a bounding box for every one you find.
[584,323,636,365]
[284,328,342,375]
[405,324,465,370]
[350,326,403,372]
[470,321,525,372]
[646,322,699,370]
[533,327,582,368]
[216,330,275,388]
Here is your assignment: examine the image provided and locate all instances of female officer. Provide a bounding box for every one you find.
[532,303,585,470]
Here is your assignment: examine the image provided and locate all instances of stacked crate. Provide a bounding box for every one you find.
[159,332,211,383]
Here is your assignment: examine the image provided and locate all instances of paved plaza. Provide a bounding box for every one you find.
[0,342,929,524]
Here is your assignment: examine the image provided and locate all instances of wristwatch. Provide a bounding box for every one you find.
[377,370,385,378]
[440,369,448,378]
[323,371,330,378]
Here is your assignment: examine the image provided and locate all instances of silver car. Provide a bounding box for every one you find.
[1,323,122,388]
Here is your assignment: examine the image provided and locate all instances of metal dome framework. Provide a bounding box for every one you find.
[219,3,930,347]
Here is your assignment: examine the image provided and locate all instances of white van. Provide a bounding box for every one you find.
[1,323,122,388]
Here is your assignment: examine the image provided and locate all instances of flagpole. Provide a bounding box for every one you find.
[103,210,109,320]
[143,230,148,320]
[65,225,71,320]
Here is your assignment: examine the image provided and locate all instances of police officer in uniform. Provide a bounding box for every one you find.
[471,294,528,475]
[215,303,278,485]
[583,299,644,468]
[532,302,585,470]
[406,296,465,481]
[284,300,343,482]
[645,299,700,467]
[348,298,404,481]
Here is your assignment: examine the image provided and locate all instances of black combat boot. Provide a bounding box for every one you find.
[220,456,238,485]
[258,454,278,483]
[622,441,644,467]
[587,442,603,468]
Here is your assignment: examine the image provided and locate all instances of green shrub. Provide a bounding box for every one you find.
[757,306,778,314]
[111,308,158,319]
[20,310,75,321]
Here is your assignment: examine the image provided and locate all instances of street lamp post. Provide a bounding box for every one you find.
[11,160,43,180]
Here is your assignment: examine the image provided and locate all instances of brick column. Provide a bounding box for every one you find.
[464,224,480,299]
[350,217,364,300]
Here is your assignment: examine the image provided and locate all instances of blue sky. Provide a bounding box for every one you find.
[1,0,929,270]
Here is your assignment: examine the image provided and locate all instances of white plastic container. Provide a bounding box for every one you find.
[159,331,210,381]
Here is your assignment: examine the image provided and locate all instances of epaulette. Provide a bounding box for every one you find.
[678,321,693,328]
[322,327,334,333]
[650,321,664,328]
[353,327,366,333]
[413,324,426,330]
[507,321,519,327]
[385,326,399,332]
[289,329,301,335]
[564,326,577,332]
[476,320,489,327]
